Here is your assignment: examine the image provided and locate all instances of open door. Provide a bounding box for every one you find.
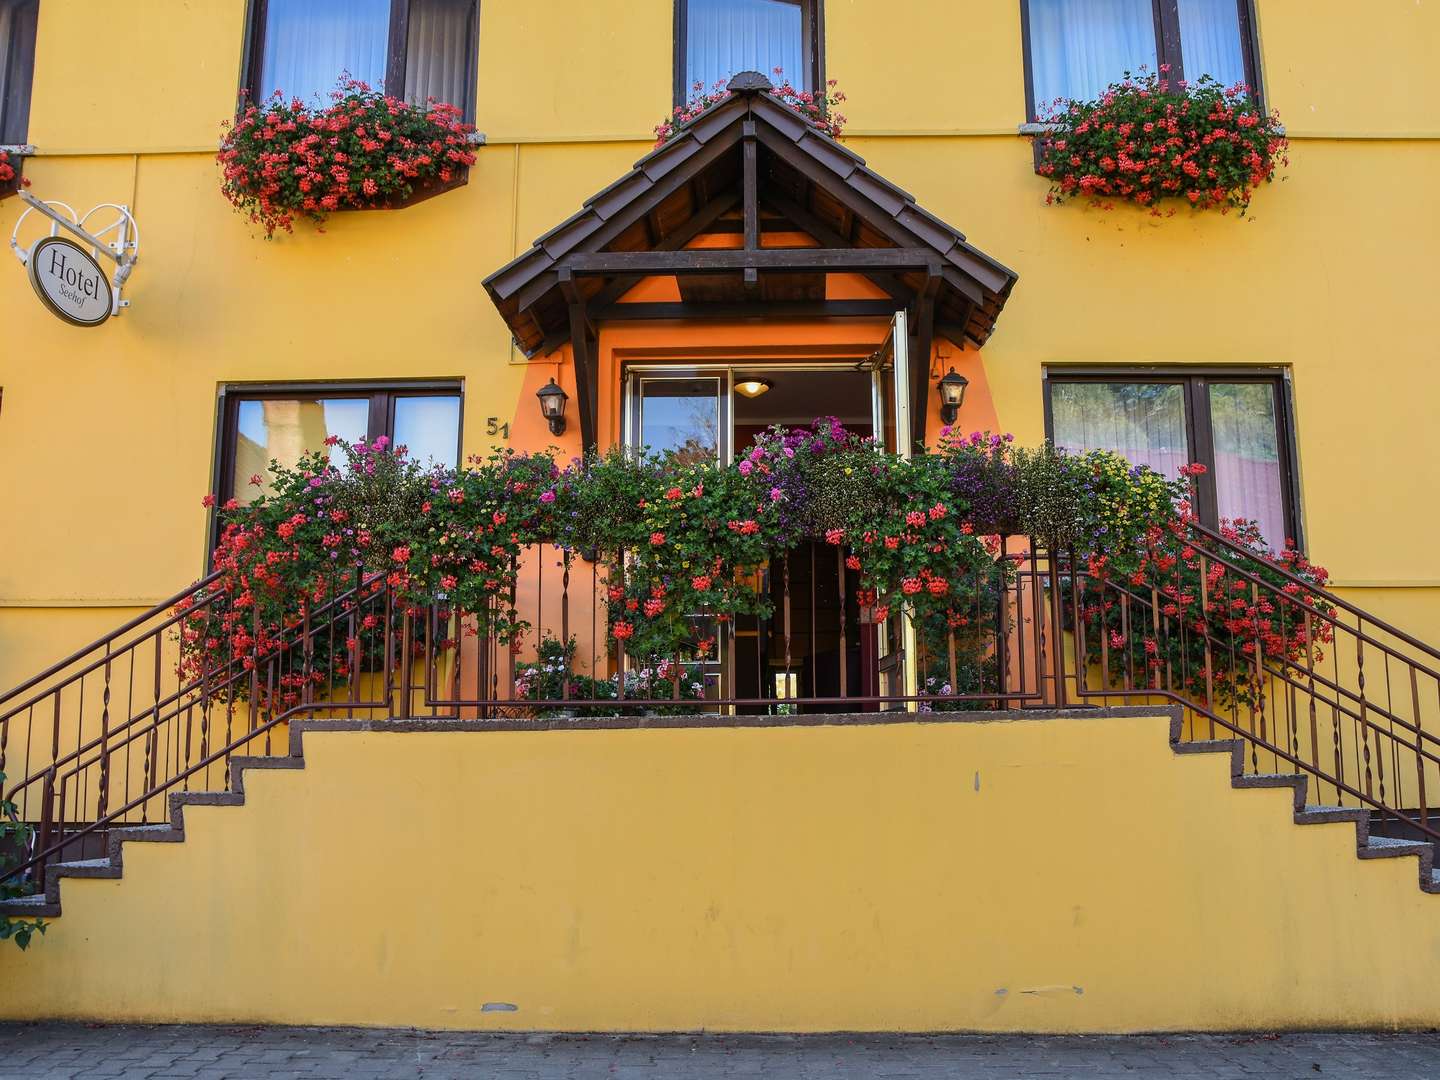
[866,311,921,711]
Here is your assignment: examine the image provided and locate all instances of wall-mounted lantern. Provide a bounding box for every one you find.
[937,367,969,426]
[537,377,569,436]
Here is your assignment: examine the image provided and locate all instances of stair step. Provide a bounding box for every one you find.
[0,894,60,918]
[231,755,303,770]
[1173,739,1242,756]
[1294,805,1369,826]
[1358,836,1434,860]
[170,791,244,810]
[109,824,182,843]
[51,858,120,879]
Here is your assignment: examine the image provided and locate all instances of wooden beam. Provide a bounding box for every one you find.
[595,300,900,321]
[559,269,598,452]
[760,191,915,307]
[582,190,742,312]
[750,125,988,307]
[567,248,937,275]
[742,120,759,252]
[909,264,940,446]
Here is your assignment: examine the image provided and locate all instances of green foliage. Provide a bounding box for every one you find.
[180,419,1324,713]
[1,771,46,951]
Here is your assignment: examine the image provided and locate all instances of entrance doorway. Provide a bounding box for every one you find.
[623,326,918,712]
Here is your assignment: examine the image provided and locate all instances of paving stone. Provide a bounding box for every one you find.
[2,1025,1440,1078]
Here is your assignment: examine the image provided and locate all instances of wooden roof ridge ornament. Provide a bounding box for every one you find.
[726,70,774,93]
[482,72,1020,447]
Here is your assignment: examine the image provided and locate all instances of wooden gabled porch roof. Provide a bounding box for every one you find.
[482,71,1019,449]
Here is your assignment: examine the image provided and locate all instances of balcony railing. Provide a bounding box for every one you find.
[5,518,1440,896]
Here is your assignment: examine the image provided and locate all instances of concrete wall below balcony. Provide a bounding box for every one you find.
[4,709,1440,1032]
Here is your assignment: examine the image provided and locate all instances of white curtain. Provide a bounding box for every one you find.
[259,0,391,104]
[685,0,806,97]
[1050,382,1191,483]
[1178,0,1247,88]
[1209,383,1287,548]
[405,0,473,110]
[1028,0,1157,108]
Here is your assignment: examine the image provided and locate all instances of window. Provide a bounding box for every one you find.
[1021,0,1260,114]
[243,0,479,117]
[0,0,39,145]
[1044,369,1299,549]
[216,384,462,507]
[675,0,822,105]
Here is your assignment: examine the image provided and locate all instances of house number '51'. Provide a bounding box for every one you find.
[486,418,511,440]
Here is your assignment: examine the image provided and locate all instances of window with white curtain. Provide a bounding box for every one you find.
[0,0,39,145]
[1046,371,1299,550]
[677,0,819,102]
[248,0,478,118]
[1023,0,1259,114]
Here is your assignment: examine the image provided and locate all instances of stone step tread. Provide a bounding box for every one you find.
[52,858,120,875]
[0,894,60,917]
[1361,836,1432,852]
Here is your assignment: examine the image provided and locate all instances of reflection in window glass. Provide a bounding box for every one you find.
[1178,0,1247,89]
[640,379,721,465]
[1027,0,1158,107]
[1209,382,1286,547]
[233,398,370,504]
[1050,382,1190,481]
[685,0,807,94]
[393,395,461,469]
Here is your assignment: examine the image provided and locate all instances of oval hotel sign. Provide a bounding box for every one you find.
[27,236,113,327]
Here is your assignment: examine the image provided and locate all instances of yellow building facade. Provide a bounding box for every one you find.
[1,0,1437,694]
[4,1,1440,1031]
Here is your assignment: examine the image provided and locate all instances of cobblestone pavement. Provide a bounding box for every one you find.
[3,1025,1440,1079]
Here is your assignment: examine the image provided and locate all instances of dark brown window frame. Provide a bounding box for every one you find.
[1019,0,1263,123]
[210,380,464,549]
[673,0,824,107]
[0,0,39,146]
[238,0,481,121]
[1042,365,1303,549]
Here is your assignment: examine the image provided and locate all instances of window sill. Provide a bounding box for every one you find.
[0,144,34,199]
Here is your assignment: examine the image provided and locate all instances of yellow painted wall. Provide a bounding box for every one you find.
[6,711,1440,1032]
[3,0,1440,692]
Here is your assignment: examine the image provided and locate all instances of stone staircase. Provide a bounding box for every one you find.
[4,713,1439,923]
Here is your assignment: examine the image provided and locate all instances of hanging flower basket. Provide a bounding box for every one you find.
[218,78,478,237]
[654,70,846,147]
[1031,70,1288,216]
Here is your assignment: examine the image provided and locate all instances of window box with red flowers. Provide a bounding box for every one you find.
[217,79,480,238]
[1030,70,1288,216]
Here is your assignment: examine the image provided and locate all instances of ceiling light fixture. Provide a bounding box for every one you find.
[734,377,773,398]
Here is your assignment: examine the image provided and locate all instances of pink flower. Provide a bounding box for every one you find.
[825,529,844,545]
[650,532,665,546]
[539,490,556,503]
[391,546,411,563]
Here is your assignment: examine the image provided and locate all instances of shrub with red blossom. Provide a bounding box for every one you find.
[218,78,478,237]
[1033,69,1287,215]
[654,70,845,147]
